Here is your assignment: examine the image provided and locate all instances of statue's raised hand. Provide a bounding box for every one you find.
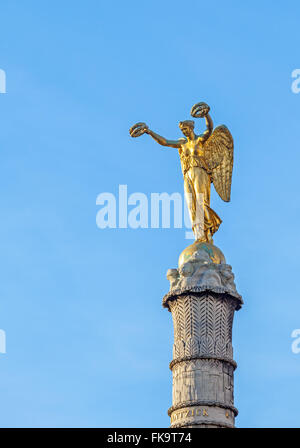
[129,122,149,138]
[191,102,210,118]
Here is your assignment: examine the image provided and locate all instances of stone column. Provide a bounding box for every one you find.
[163,241,243,428]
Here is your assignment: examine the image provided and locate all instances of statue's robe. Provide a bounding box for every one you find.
[180,152,222,240]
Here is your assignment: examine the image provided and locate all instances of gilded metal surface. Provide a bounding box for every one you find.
[178,241,226,267]
[129,102,234,242]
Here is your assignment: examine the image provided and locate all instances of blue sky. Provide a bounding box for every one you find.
[0,0,300,428]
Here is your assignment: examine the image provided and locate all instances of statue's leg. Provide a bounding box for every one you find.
[184,175,196,224]
[191,167,221,241]
[189,167,212,242]
[184,172,204,241]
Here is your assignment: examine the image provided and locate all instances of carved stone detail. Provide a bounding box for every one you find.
[169,294,235,360]
[170,358,235,411]
[167,263,240,300]
[169,404,235,428]
[165,291,241,428]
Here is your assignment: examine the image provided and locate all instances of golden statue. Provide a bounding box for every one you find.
[129,102,233,243]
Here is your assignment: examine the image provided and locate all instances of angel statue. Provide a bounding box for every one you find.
[129,102,233,243]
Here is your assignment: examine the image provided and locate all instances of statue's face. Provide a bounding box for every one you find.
[179,120,194,138]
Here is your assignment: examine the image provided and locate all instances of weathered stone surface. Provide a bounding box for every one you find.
[164,242,242,428]
[169,294,236,360]
[171,358,235,408]
[165,241,242,306]
[169,404,235,428]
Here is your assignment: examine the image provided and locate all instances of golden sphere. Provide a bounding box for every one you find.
[178,241,226,268]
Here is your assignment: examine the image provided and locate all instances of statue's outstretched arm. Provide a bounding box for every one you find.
[129,122,182,148]
[146,129,183,148]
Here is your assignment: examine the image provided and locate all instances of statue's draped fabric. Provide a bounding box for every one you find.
[179,125,233,242]
[182,166,222,240]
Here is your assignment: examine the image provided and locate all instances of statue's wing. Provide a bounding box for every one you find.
[203,125,233,202]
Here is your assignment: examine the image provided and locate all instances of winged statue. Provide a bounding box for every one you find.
[129,102,233,243]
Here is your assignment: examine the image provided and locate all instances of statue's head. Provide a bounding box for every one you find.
[179,120,195,137]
